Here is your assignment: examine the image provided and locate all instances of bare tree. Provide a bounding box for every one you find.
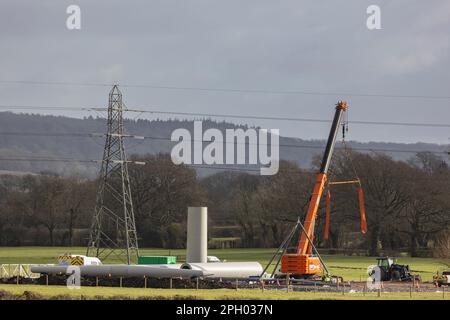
[129,154,204,247]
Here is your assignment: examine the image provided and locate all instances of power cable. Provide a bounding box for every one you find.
[1,80,449,100]
[0,131,447,155]
[2,104,450,129]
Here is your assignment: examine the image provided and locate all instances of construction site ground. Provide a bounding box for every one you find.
[1,247,448,282]
[1,246,449,299]
[0,283,449,300]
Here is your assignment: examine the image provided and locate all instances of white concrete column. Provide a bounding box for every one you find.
[186,207,207,263]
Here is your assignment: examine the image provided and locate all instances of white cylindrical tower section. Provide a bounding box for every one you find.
[186,207,208,263]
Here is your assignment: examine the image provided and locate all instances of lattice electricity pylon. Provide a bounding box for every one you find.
[86,85,139,264]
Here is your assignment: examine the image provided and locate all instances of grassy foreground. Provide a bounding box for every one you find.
[0,284,449,300]
[1,247,449,282]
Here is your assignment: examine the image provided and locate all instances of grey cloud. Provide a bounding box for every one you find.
[0,0,449,144]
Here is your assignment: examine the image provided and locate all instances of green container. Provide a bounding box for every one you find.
[138,256,177,265]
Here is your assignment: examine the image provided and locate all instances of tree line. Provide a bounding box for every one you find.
[0,151,449,258]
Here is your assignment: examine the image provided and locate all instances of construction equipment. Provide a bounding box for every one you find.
[433,270,450,287]
[280,101,349,278]
[261,101,367,281]
[375,257,420,282]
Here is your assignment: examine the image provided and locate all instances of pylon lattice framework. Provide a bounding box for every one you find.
[86,85,139,264]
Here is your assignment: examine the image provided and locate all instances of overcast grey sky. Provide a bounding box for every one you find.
[0,0,449,144]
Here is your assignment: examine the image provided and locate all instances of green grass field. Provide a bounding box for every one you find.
[1,247,449,300]
[1,247,449,282]
[0,284,449,300]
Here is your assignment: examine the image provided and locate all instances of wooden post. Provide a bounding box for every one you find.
[235,279,238,291]
[45,274,49,286]
[144,276,147,288]
[285,274,290,293]
[377,288,381,297]
[196,277,199,290]
[119,277,123,288]
[170,278,173,289]
[342,283,345,295]
[16,275,19,285]
[261,280,265,292]
[314,282,317,294]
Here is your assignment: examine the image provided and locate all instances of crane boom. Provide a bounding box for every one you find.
[297,101,347,254]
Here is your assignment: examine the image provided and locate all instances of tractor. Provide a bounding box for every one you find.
[375,257,420,282]
[433,271,450,287]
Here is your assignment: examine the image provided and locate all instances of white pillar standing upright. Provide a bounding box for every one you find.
[186,207,208,263]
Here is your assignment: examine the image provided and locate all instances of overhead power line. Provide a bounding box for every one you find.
[0,156,285,173]
[0,130,447,155]
[2,104,450,129]
[0,80,450,100]
[1,155,448,176]
[125,108,450,128]
[0,157,98,163]
[0,156,314,175]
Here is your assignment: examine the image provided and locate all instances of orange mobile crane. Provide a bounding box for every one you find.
[280,101,351,278]
[260,100,367,281]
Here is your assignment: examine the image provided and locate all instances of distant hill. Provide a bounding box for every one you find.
[0,112,448,177]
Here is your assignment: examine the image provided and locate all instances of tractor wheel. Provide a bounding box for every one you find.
[391,270,401,281]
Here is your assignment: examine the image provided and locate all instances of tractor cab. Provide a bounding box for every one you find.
[374,257,419,282]
[376,257,394,271]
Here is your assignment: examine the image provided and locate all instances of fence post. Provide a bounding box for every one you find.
[144,276,147,288]
[285,274,290,293]
[46,274,49,286]
[170,278,173,289]
[235,279,238,291]
[196,277,199,290]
